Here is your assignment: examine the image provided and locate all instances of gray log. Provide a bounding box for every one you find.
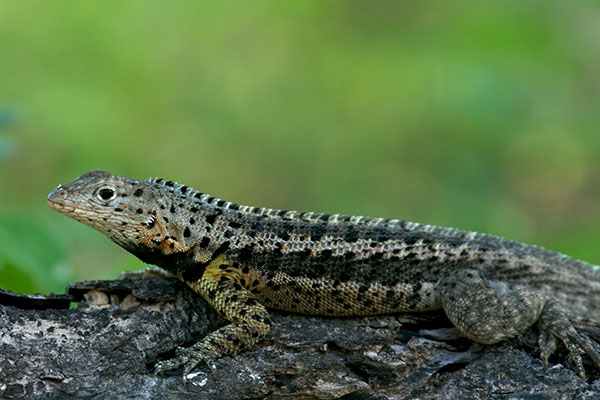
[1,278,597,399]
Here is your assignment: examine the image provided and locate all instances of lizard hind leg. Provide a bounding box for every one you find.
[439,268,545,345]
[537,301,600,379]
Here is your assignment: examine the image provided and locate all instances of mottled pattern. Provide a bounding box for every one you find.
[48,170,600,380]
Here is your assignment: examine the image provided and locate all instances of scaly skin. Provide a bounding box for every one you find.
[48,170,600,380]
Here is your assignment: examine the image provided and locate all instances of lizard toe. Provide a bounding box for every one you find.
[155,345,215,382]
[154,346,193,376]
[154,359,182,376]
[572,317,600,341]
[561,334,586,379]
[569,329,600,368]
[537,330,557,367]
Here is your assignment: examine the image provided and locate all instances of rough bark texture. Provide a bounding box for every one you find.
[1,278,599,399]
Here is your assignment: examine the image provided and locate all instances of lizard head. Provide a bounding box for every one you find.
[48,170,188,258]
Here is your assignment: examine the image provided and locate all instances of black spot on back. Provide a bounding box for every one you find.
[310,225,326,241]
[344,226,359,242]
[279,232,290,241]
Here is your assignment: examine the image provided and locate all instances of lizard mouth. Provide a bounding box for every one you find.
[47,199,75,213]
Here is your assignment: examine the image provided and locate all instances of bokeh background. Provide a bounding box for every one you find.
[1,1,600,294]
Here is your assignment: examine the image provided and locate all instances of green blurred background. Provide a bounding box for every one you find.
[1,1,599,294]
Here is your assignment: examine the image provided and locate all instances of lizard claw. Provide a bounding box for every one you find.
[562,335,586,379]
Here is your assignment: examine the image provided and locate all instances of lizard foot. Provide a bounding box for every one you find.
[537,302,600,379]
[154,345,217,383]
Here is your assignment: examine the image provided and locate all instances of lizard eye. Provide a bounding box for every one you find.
[97,188,116,201]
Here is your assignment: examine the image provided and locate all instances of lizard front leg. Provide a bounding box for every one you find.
[154,259,271,381]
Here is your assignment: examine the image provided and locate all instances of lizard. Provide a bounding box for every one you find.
[47,170,600,381]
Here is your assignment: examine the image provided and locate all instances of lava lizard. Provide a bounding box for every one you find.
[47,170,600,380]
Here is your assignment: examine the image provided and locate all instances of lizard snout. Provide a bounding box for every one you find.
[47,184,67,209]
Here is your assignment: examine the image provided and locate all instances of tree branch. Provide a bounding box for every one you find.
[0,278,595,399]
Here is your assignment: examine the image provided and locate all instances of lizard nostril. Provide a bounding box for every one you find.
[47,185,66,203]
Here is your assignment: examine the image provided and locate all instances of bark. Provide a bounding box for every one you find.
[1,278,598,399]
